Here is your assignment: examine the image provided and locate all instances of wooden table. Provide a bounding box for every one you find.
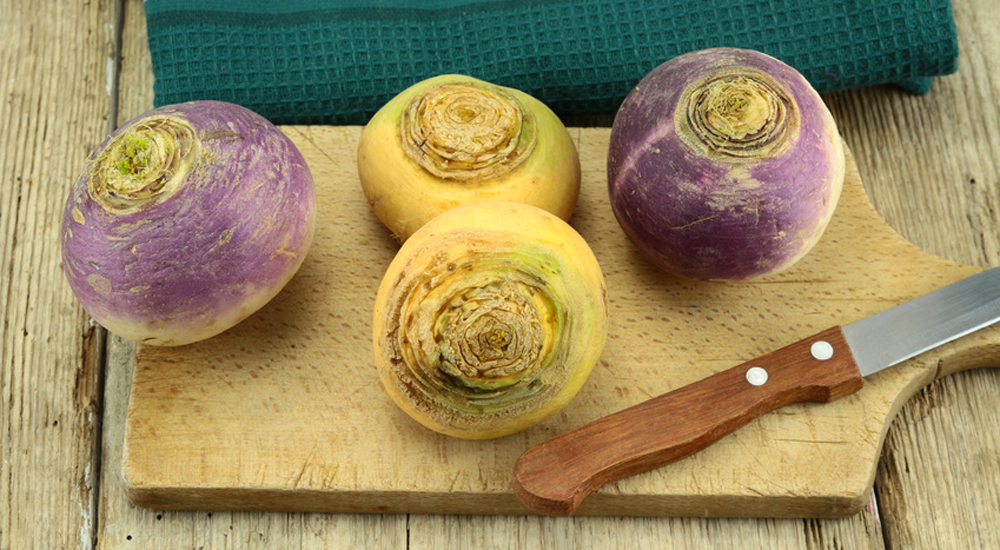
[2,0,997,547]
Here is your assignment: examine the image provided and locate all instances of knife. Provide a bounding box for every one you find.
[513,266,1000,516]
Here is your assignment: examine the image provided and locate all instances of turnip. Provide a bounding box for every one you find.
[61,100,316,346]
[372,201,608,439]
[358,75,581,241]
[608,48,845,281]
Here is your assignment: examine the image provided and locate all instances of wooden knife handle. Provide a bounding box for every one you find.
[512,326,865,516]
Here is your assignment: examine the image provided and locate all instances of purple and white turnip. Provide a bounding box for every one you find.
[607,48,845,281]
[61,100,316,346]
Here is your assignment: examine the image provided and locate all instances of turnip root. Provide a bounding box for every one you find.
[358,75,580,241]
[608,48,845,281]
[372,201,608,439]
[61,100,316,346]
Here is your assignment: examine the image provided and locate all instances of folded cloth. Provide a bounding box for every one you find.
[144,0,959,125]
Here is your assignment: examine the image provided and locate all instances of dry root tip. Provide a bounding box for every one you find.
[400,82,536,182]
[89,115,199,212]
[386,248,567,420]
[677,67,799,160]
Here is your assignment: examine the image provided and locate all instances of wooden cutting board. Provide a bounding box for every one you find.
[121,126,1000,518]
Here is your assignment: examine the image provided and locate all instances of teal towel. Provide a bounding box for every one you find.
[144,0,960,125]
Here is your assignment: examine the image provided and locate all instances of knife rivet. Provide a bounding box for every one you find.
[746,367,769,386]
[811,341,834,360]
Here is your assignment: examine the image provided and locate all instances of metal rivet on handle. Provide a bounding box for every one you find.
[811,340,834,360]
[746,367,769,386]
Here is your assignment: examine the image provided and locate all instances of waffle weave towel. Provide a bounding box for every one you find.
[144,0,960,125]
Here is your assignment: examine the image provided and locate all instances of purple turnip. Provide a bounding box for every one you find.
[61,100,316,346]
[608,48,845,281]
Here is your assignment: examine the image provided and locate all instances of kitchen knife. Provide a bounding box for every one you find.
[513,266,1000,516]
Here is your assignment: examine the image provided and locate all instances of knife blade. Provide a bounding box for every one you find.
[512,266,1000,516]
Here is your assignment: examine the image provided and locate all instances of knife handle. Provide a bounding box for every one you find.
[512,326,864,516]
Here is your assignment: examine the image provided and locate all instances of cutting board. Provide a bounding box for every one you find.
[121,127,1000,518]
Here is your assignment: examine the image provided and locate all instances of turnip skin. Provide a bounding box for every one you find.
[373,201,608,440]
[358,74,581,241]
[61,100,316,346]
[608,48,845,281]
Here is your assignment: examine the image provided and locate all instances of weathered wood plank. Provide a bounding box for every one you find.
[408,513,886,550]
[0,0,120,548]
[877,372,1000,549]
[0,0,122,548]
[825,2,1000,548]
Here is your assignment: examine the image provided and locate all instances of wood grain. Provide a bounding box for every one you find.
[824,1,1000,547]
[0,1,116,548]
[118,126,992,518]
[878,370,1000,549]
